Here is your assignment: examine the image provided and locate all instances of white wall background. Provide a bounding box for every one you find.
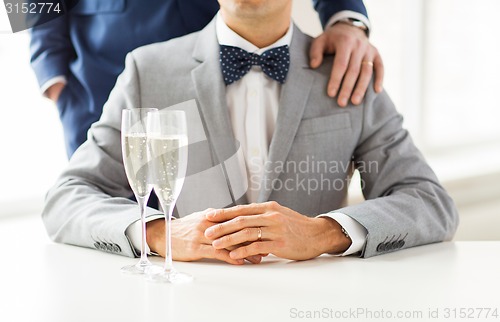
[0,12,66,216]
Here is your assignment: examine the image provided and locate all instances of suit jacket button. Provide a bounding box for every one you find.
[397,240,405,248]
[94,242,100,249]
[115,244,122,252]
[376,243,385,252]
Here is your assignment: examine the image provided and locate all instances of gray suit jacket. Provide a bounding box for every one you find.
[42,20,459,258]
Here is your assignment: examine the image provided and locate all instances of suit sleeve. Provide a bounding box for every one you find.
[29,13,73,89]
[41,52,157,258]
[312,0,368,28]
[332,86,459,258]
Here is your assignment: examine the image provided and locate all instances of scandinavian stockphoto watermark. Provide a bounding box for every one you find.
[248,155,379,195]
[289,307,500,320]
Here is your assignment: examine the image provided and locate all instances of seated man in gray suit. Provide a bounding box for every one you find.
[42,0,459,264]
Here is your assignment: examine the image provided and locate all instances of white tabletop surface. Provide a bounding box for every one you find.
[1,215,499,322]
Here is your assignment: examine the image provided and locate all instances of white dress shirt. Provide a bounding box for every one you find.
[216,13,289,203]
[326,10,371,31]
[126,13,368,257]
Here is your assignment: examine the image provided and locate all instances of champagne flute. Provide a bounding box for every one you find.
[121,108,158,274]
[147,110,192,283]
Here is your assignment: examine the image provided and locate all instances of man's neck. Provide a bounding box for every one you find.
[220,10,291,48]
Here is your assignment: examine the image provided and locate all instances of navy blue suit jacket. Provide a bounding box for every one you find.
[30,0,367,157]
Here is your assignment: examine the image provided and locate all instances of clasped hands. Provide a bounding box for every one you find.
[146,201,352,265]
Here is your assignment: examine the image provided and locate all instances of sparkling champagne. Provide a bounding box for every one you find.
[123,133,151,197]
[148,135,188,205]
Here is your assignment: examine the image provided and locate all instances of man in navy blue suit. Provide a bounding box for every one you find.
[30,0,384,157]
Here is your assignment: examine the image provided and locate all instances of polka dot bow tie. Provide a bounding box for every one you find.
[219,44,290,85]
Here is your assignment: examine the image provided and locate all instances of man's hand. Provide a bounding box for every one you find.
[204,201,352,261]
[44,82,65,103]
[146,209,263,265]
[309,22,384,107]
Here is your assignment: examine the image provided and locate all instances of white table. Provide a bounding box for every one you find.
[1,215,499,322]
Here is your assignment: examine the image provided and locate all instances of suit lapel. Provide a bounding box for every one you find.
[259,25,314,202]
[191,19,234,155]
[191,19,248,205]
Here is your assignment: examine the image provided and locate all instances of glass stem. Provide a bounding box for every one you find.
[162,202,174,272]
[138,195,149,264]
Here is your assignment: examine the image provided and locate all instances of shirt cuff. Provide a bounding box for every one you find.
[317,212,367,256]
[40,76,67,96]
[326,10,372,34]
[125,214,165,255]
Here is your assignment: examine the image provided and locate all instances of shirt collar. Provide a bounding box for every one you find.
[216,11,293,55]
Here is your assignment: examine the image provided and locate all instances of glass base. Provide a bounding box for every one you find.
[121,259,152,275]
[146,267,193,284]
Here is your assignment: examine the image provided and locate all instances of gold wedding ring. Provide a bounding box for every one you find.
[257,227,262,241]
[362,61,374,67]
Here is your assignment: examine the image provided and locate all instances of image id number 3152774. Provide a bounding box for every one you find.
[442,307,499,319]
[5,2,61,14]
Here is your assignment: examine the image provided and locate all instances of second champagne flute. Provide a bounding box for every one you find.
[147,110,192,283]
